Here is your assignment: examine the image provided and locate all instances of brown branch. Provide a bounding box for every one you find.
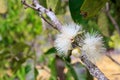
[106,53,120,66]
[112,73,120,75]
[21,0,62,32]
[40,14,55,29]
[105,3,120,36]
[21,0,37,10]
[80,54,109,80]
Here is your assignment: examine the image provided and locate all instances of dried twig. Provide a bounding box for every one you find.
[105,3,120,36]
[80,54,109,80]
[21,0,109,79]
[40,14,55,27]
[21,0,62,31]
[106,53,120,66]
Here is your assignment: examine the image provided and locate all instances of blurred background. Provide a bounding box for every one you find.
[0,0,120,80]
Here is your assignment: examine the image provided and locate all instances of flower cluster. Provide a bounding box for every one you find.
[54,23,106,62]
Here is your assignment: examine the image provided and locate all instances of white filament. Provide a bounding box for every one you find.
[54,23,82,56]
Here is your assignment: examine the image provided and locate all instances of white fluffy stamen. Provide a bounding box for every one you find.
[54,23,81,56]
[81,32,106,62]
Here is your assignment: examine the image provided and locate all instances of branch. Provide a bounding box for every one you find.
[40,14,55,27]
[105,3,120,36]
[80,54,109,80]
[21,0,62,32]
[106,53,120,66]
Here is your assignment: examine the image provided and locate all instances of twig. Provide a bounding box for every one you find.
[112,73,120,75]
[21,0,37,10]
[105,3,120,36]
[21,0,109,79]
[40,14,55,28]
[21,0,62,32]
[106,53,120,66]
[80,54,109,80]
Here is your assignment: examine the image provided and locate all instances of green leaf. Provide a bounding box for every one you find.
[16,66,26,80]
[80,0,108,18]
[54,0,67,14]
[64,60,79,80]
[98,12,109,37]
[49,58,57,80]
[34,68,39,80]
[39,0,47,8]
[39,54,46,62]
[25,65,31,74]
[44,47,57,55]
[46,0,59,12]
[69,0,88,25]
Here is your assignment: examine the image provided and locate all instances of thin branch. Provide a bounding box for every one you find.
[40,14,56,29]
[112,73,120,75]
[106,53,120,66]
[21,0,62,32]
[21,0,37,10]
[105,3,120,36]
[80,54,109,80]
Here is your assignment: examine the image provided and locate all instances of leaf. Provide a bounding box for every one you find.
[80,0,108,18]
[49,58,57,80]
[64,60,79,80]
[69,0,88,25]
[25,65,31,74]
[34,68,39,80]
[54,0,67,14]
[39,54,46,63]
[44,47,57,55]
[98,12,109,37]
[17,66,26,80]
[39,0,47,8]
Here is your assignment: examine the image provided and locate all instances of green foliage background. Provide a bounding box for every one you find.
[0,0,120,80]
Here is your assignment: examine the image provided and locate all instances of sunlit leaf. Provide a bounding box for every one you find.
[17,66,26,80]
[80,0,108,18]
[98,12,109,37]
